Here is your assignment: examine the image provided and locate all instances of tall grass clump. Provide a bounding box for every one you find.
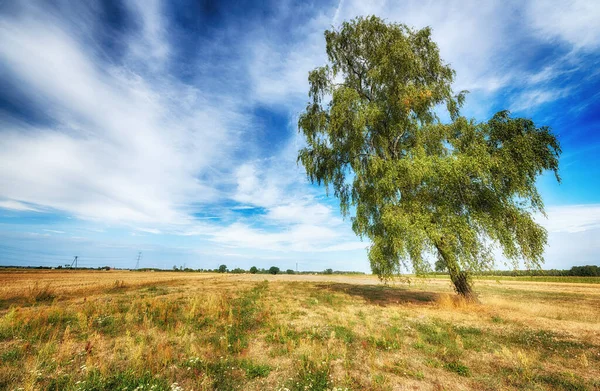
[28,282,55,303]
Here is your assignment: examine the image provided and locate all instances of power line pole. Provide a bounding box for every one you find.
[135,251,142,270]
[71,256,78,269]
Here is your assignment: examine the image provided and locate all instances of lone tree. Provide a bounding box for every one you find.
[269,266,280,275]
[298,16,560,299]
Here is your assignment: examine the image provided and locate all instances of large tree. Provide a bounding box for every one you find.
[298,16,560,299]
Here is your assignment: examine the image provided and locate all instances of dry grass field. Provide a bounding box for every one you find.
[0,270,599,391]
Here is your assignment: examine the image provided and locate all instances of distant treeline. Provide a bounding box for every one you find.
[0,264,366,274]
[140,265,366,275]
[0,265,115,270]
[433,265,600,277]
[2,264,598,277]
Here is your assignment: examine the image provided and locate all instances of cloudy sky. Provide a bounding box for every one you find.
[0,0,599,272]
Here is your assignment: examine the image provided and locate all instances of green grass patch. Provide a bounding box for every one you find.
[537,372,588,391]
[0,347,23,363]
[44,369,171,391]
[288,357,331,391]
[224,281,269,353]
[444,361,470,377]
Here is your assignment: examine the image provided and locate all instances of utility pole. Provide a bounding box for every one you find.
[135,251,142,270]
[71,256,78,269]
[296,262,298,273]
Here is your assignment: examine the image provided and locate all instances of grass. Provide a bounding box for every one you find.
[0,270,599,390]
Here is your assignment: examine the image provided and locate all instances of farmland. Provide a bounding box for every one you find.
[1,270,599,390]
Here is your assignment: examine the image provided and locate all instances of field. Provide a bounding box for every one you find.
[1,271,599,391]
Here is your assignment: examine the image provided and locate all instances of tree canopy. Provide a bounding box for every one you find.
[269,266,280,275]
[298,16,561,298]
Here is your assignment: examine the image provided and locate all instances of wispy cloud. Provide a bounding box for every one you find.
[527,0,600,51]
[0,1,248,225]
[539,204,600,233]
[510,87,572,112]
[0,199,40,212]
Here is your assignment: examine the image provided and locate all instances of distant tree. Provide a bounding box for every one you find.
[172,265,178,271]
[286,269,295,275]
[434,259,447,273]
[269,266,280,275]
[298,16,561,300]
[218,264,228,273]
[323,268,333,275]
[231,267,246,274]
[249,266,258,274]
[569,265,599,277]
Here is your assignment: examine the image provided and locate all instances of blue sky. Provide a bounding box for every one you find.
[0,0,599,272]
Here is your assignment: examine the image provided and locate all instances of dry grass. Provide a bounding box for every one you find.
[0,270,599,390]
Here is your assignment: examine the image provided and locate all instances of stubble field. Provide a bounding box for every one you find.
[0,270,599,391]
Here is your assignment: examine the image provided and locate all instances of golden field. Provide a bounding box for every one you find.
[0,270,599,390]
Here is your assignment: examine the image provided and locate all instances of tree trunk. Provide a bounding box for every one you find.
[436,243,476,301]
[447,265,474,300]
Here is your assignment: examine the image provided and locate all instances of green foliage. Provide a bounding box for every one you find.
[218,264,228,273]
[434,259,447,273]
[269,266,280,275]
[249,266,258,274]
[569,265,600,276]
[297,16,561,296]
[286,269,296,274]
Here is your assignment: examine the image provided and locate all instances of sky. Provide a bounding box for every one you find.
[0,0,599,272]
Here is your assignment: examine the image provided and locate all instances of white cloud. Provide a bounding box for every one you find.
[0,199,40,212]
[267,202,338,226]
[124,0,170,63]
[233,163,282,208]
[527,0,600,51]
[210,222,346,253]
[42,229,65,234]
[539,204,600,233]
[247,13,330,106]
[510,87,571,112]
